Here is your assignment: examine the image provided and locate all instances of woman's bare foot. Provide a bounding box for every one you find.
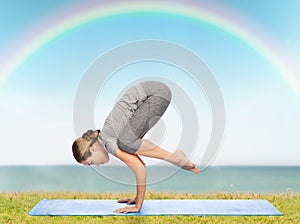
[166,150,200,174]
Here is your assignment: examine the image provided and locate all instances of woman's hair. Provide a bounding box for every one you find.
[72,130,100,163]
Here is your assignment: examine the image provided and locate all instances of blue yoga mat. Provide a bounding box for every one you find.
[29,199,282,216]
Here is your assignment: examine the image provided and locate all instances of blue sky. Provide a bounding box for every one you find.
[0,0,299,166]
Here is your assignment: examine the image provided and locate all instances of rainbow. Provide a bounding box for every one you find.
[0,0,298,96]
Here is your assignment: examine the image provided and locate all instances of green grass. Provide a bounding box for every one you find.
[0,192,299,223]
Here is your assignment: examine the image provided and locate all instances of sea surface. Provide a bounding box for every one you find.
[1,166,299,194]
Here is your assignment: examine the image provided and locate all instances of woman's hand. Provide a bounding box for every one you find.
[114,205,140,214]
[117,197,136,205]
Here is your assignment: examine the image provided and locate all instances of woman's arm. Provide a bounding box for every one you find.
[114,148,146,214]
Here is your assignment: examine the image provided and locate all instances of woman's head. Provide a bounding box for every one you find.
[72,129,108,165]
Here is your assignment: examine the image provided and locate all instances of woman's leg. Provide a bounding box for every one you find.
[117,81,198,173]
[117,81,172,154]
[117,94,170,154]
[136,139,199,174]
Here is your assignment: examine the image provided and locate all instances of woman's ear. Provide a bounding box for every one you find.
[90,145,97,152]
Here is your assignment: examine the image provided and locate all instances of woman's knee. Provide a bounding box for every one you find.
[141,81,172,102]
[159,83,172,102]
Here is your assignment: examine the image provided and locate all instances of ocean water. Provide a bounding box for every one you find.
[1,166,299,194]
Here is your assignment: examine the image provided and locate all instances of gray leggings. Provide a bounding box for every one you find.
[117,81,172,154]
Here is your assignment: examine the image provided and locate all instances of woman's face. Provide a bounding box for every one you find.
[81,141,109,166]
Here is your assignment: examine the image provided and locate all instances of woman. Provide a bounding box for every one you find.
[72,80,199,214]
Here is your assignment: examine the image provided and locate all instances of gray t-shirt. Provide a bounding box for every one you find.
[98,83,148,156]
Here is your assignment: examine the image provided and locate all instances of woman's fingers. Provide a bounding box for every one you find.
[114,206,140,214]
[117,198,130,203]
[117,198,136,204]
[127,198,136,204]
